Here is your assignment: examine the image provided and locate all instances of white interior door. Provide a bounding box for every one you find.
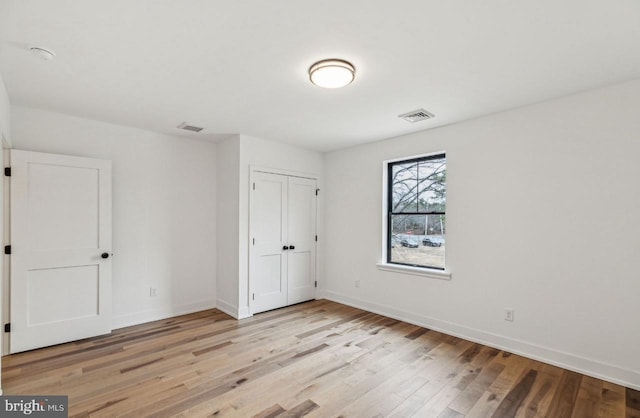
[287,177,317,304]
[250,172,317,314]
[250,172,288,314]
[10,150,112,353]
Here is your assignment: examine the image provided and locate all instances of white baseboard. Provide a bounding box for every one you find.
[318,289,640,391]
[238,306,252,319]
[215,299,239,319]
[216,301,251,320]
[112,299,216,329]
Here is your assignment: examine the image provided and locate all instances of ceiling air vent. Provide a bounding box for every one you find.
[398,109,435,123]
[177,122,204,133]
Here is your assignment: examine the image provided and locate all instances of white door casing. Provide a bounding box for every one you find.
[10,150,112,353]
[249,171,317,314]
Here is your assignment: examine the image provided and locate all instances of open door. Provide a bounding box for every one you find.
[9,150,112,353]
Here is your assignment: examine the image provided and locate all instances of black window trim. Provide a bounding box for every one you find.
[386,152,446,270]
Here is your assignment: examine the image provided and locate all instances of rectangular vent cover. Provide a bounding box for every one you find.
[177,122,204,132]
[398,109,435,123]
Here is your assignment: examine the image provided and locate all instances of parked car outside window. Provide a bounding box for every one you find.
[400,238,420,248]
[422,237,442,247]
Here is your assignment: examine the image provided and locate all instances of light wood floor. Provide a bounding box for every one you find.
[2,300,639,417]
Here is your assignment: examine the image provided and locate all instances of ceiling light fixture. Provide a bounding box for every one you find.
[29,46,56,61]
[308,59,355,89]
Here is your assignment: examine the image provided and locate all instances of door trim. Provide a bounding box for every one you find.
[2,143,9,356]
[250,165,318,181]
[248,167,319,316]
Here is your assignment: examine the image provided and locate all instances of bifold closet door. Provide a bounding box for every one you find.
[250,172,317,314]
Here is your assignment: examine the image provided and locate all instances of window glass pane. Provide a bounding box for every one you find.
[388,154,446,270]
[391,161,418,213]
[417,157,446,212]
[390,215,445,269]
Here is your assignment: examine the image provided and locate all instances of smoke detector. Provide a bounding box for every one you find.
[398,109,435,123]
[177,122,204,133]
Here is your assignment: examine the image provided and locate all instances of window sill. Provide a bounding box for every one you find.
[376,263,452,280]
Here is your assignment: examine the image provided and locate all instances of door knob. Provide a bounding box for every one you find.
[289,245,295,250]
[101,252,110,259]
[282,246,289,251]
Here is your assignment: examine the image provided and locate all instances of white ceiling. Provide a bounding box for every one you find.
[1,1,639,152]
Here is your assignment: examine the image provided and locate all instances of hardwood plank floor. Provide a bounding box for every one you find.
[2,300,638,417]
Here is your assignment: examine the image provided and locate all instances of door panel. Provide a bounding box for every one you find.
[250,172,288,313]
[10,150,112,353]
[287,177,317,304]
[253,177,286,244]
[27,265,99,326]
[288,252,310,288]
[28,164,100,250]
[254,255,283,295]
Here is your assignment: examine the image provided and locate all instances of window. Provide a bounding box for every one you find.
[387,153,446,270]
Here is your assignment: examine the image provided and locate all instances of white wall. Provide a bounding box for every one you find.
[214,134,324,318]
[218,135,323,318]
[322,79,640,389]
[0,75,9,145]
[215,136,241,316]
[10,106,217,328]
[238,135,324,317]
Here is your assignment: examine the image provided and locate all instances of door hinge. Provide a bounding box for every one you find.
[253,182,255,190]
[252,293,255,301]
[315,188,319,196]
[314,281,318,288]
[4,323,10,333]
[252,238,255,245]
[4,167,11,177]
[4,245,11,255]
[315,235,318,242]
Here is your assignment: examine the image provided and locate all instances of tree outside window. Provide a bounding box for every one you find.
[387,154,446,269]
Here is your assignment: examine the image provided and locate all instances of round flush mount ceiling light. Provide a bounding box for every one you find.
[29,46,56,61]
[308,59,355,89]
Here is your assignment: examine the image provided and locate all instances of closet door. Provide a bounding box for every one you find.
[287,177,317,304]
[250,172,317,314]
[250,172,288,313]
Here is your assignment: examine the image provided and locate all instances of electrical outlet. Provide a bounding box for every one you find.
[355,280,360,288]
[504,309,514,322]
[150,287,157,297]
